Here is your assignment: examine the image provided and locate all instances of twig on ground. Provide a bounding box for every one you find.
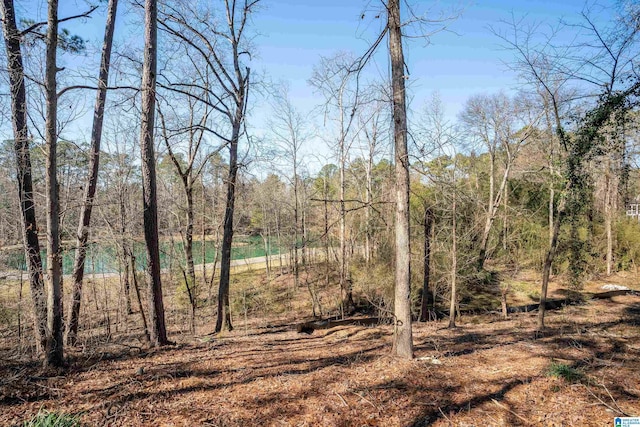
[335,391,350,408]
[582,383,629,416]
[350,390,379,410]
[491,398,530,425]
[438,407,452,424]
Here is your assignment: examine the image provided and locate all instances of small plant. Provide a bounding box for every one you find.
[23,409,82,427]
[546,361,583,382]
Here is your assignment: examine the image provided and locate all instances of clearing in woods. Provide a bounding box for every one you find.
[0,267,639,426]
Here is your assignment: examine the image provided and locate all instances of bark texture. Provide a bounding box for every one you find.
[389,0,413,359]
[140,0,168,346]
[44,0,64,367]
[66,0,118,346]
[0,0,48,353]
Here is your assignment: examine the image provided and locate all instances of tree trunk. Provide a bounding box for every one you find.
[184,183,197,334]
[293,156,300,288]
[389,0,413,359]
[130,253,149,342]
[140,0,168,346]
[419,207,433,322]
[201,177,208,290]
[0,0,48,353]
[501,284,509,320]
[604,164,613,276]
[538,194,565,330]
[44,0,64,367]
[66,0,118,346]
[449,191,457,329]
[478,161,511,270]
[215,129,238,333]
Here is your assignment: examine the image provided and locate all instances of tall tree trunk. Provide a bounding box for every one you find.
[0,0,48,353]
[293,172,300,289]
[538,194,566,330]
[119,187,132,315]
[66,0,118,346]
[478,161,511,270]
[339,141,352,309]
[140,0,168,346]
[201,176,208,290]
[604,164,613,276]
[44,0,64,367]
[215,127,239,333]
[184,182,197,334]
[419,207,433,322]
[389,0,413,359]
[365,143,374,264]
[449,190,457,329]
[502,180,509,252]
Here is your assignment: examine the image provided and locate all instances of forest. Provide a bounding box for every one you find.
[0,0,639,426]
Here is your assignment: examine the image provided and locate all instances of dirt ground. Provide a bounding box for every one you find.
[1,271,639,426]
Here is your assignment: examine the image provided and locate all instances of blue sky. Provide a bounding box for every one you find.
[252,0,612,119]
[7,0,619,169]
[55,0,609,118]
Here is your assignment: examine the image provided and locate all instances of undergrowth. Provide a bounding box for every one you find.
[23,409,82,427]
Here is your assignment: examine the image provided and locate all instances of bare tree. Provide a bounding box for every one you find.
[140,0,169,346]
[460,93,538,270]
[157,96,214,334]
[269,85,310,289]
[66,0,119,346]
[0,0,48,354]
[156,0,259,333]
[496,6,640,329]
[388,0,413,358]
[43,0,64,367]
[309,53,361,312]
[448,174,457,329]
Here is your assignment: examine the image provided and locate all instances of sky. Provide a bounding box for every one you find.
[6,0,621,171]
[252,0,614,119]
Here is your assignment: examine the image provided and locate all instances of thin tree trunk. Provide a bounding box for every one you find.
[140,0,168,346]
[130,253,149,342]
[215,125,241,333]
[184,184,197,308]
[389,0,413,358]
[538,194,566,330]
[503,180,509,252]
[44,0,64,367]
[201,176,208,290]
[293,165,300,289]
[449,190,458,329]
[478,161,511,270]
[501,284,509,320]
[122,246,132,314]
[0,0,48,353]
[419,207,433,322]
[605,164,613,276]
[66,0,118,346]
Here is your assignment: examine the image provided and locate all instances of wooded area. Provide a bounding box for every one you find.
[0,0,639,425]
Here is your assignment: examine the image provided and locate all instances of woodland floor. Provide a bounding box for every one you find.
[0,269,639,426]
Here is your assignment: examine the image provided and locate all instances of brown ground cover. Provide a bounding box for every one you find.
[1,270,639,426]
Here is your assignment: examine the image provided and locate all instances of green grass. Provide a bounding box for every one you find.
[546,361,583,382]
[23,409,82,427]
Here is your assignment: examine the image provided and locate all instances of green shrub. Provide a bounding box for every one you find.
[23,409,82,427]
[546,361,583,382]
[616,219,640,271]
